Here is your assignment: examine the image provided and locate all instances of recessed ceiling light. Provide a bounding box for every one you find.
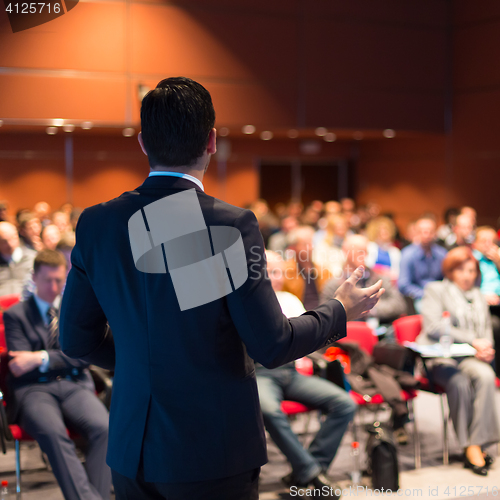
[383,129,396,138]
[52,119,64,127]
[242,125,256,135]
[81,121,93,130]
[63,124,75,133]
[260,131,273,141]
[0,120,4,127]
[287,129,299,138]
[315,127,327,137]
[46,127,58,135]
[324,132,337,142]
[219,127,230,137]
[123,127,135,137]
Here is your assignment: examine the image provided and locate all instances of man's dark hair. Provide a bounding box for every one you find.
[34,249,67,274]
[140,77,216,168]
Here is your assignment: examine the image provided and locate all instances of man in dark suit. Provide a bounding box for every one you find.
[59,77,383,500]
[3,249,111,500]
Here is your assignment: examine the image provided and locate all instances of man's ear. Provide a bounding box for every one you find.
[138,132,148,156]
[207,128,216,155]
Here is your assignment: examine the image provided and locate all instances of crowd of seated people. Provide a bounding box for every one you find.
[249,197,500,479]
[1,196,500,489]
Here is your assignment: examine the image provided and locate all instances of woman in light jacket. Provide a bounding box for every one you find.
[418,246,499,476]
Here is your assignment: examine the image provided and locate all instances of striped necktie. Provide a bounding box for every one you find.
[46,306,59,349]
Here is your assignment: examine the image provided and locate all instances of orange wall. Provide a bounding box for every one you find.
[356,135,450,231]
[450,1,500,226]
[0,0,447,131]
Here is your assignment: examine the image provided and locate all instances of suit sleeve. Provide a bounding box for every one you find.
[226,209,346,369]
[3,310,88,380]
[59,211,116,370]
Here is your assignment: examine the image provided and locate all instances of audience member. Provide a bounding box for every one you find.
[256,251,355,496]
[15,208,31,225]
[0,221,36,296]
[440,213,475,251]
[18,212,43,252]
[283,226,332,309]
[472,226,500,374]
[312,214,348,278]
[250,199,280,248]
[320,234,409,441]
[267,216,298,254]
[437,207,460,244]
[321,235,406,326]
[419,247,499,476]
[398,217,447,312]
[52,211,73,237]
[33,201,52,228]
[70,208,83,231]
[3,249,111,498]
[365,216,401,279]
[472,227,500,306]
[300,203,322,228]
[461,206,477,227]
[41,224,61,251]
[0,201,10,223]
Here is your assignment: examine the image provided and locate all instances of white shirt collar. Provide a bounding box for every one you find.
[33,293,61,324]
[148,171,204,192]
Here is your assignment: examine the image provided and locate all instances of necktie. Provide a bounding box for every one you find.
[46,306,59,349]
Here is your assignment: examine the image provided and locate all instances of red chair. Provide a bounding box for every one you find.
[338,321,378,355]
[393,315,451,466]
[0,295,21,351]
[0,295,21,312]
[338,321,421,469]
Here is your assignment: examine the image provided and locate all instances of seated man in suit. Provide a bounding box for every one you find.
[256,251,356,496]
[3,249,111,500]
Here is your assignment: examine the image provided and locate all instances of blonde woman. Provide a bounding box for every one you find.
[365,216,401,279]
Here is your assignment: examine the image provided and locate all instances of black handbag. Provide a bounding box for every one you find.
[372,341,415,373]
[366,422,399,491]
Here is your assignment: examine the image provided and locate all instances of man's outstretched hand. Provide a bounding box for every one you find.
[333,267,385,321]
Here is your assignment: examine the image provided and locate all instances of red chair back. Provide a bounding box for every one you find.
[0,294,20,351]
[338,321,377,355]
[393,315,422,344]
[0,295,21,312]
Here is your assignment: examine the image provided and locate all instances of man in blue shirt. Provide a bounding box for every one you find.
[398,217,447,312]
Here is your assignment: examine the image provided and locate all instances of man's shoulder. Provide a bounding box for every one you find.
[432,244,448,257]
[423,280,446,295]
[2,299,28,321]
[400,243,418,257]
[79,189,249,227]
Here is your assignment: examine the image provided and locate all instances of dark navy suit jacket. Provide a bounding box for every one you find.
[59,175,346,483]
[3,295,94,422]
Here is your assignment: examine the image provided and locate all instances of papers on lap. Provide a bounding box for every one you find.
[404,341,477,358]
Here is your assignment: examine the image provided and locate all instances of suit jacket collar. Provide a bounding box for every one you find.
[25,295,49,348]
[136,175,204,194]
